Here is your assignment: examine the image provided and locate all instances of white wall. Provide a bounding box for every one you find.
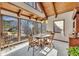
[47,11,74,42]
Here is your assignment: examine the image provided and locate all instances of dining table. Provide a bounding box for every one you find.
[31,33,54,55]
[33,33,53,39]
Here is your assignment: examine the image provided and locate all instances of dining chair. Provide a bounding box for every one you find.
[27,34,39,55]
[2,33,13,50]
[43,33,55,48]
[0,39,6,49]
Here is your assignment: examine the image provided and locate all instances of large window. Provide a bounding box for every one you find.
[42,23,46,33]
[21,19,43,38]
[2,15,46,42]
[27,20,34,35]
[21,19,28,40]
[33,21,39,34]
[2,16,18,42]
[38,22,42,33]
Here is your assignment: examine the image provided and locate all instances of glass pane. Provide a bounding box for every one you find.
[38,22,42,33]
[21,19,28,40]
[42,23,46,33]
[2,16,18,43]
[27,20,34,35]
[33,22,38,34]
[53,20,64,34]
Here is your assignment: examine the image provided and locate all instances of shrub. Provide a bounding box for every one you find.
[67,46,79,56]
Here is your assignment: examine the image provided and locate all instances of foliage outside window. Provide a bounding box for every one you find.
[2,15,18,42]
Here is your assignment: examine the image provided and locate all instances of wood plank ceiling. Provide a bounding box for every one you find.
[39,2,79,17]
[1,2,79,20]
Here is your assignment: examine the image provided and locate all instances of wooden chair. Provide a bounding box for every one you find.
[28,35,39,47]
[0,39,6,49]
[2,33,13,49]
[27,34,39,55]
[43,33,55,48]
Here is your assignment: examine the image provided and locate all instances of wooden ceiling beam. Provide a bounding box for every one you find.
[38,2,48,18]
[17,9,22,17]
[52,2,57,18]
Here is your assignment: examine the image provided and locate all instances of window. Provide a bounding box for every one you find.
[20,19,42,36]
[27,20,34,35]
[20,19,28,40]
[38,22,42,33]
[33,21,38,34]
[42,23,46,33]
[53,20,65,34]
[2,16,18,42]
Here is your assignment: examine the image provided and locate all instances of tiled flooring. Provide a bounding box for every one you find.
[0,40,68,56]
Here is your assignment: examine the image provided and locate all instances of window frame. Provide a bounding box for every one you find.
[53,19,65,35]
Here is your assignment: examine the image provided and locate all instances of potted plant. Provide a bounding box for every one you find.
[67,46,79,56]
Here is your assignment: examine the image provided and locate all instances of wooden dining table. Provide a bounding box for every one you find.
[33,33,52,39]
[31,33,54,55]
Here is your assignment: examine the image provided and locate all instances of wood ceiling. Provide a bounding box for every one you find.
[39,2,79,17]
[0,2,79,20]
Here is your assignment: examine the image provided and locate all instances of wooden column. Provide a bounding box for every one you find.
[0,7,3,38]
[41,23,42,33]
[0,3,1,50]
[52,2,57,18]
[39,3,48,18]
[17,18,21,41]
[76,14,79,32]
[0,3,3,51]
[0,4,1,39]
[17,9,22,41]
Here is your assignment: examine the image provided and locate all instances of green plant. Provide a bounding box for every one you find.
[67,46,79,56]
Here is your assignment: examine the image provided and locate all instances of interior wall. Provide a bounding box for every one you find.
[47,11,74,42]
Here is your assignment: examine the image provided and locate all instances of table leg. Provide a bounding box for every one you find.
[0,47,1,55]
[33,47,34,56]
[28,46,30,51]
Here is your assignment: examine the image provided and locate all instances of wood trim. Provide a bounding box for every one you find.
[0,4,3,40]
[1,39,27,49]
[0,4,1,39]
[0,5,4,49]
[1,3,18,13]
[0,4,2,48]
[17,9,22,17]
[17,18,21,41]
[17,9,21,41]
